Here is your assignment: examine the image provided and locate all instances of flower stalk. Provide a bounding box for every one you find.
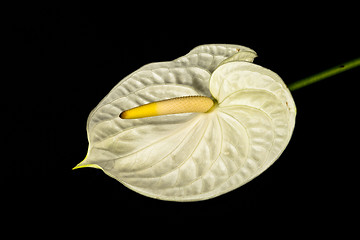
[289,57,360,91]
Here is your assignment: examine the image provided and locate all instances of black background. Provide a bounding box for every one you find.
[4,4,359,222]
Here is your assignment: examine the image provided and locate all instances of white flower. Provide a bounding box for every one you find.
[74,44,296,201]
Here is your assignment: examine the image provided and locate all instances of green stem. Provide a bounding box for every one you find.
[288,57,360,91]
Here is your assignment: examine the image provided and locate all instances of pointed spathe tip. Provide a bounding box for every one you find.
[72,163,101,170]
[72,151,91,170]
[72,164,83,170]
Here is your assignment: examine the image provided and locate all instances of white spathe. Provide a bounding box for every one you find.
[75,44,296,201]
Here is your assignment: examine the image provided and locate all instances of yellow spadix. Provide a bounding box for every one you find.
[119,96,214,119]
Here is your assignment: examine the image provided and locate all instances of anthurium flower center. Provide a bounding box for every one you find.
[120,96,214,119]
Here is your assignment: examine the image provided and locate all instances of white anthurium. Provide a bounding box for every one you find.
[74,44,296,201]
